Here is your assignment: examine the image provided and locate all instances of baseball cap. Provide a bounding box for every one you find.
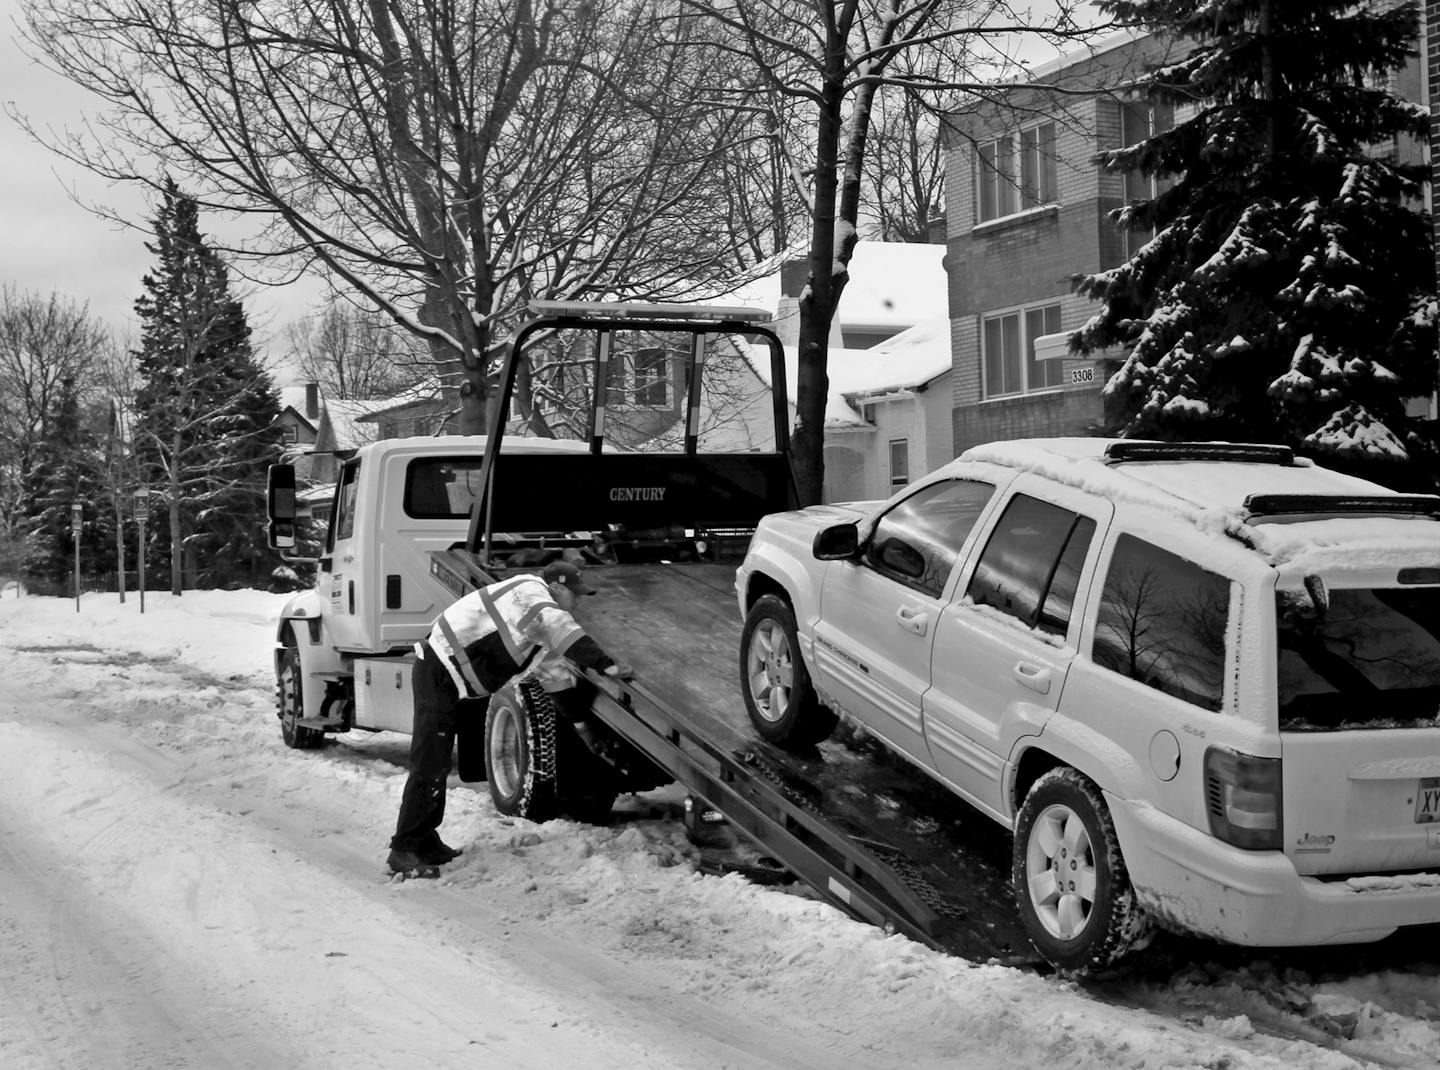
[542,560,596,596]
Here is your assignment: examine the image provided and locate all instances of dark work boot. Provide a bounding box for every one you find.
[387,849,440,878]
[417,841,463,865]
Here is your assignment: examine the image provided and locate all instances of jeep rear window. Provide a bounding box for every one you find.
[1277,587,1440,731]
[404,459,486,519]
[1092,535,1230,712]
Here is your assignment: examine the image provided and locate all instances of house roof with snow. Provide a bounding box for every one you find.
[320,398,388,451]
[743,314,953,429]
[721,241,948,334]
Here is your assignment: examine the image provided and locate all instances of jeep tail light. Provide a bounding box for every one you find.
[1204,746,1282,851]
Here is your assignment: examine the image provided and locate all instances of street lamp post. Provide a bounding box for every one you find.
[134,488,150,614]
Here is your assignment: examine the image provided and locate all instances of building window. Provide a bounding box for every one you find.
[281,424,298,444]
[889,439,909,489]
[982,302,1064,398]
[977,122,1056,223]
[633,347,670,407]
[1120,101,1173,257]
[607,347,672,408]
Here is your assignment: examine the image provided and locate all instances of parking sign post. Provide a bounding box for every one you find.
[71,503,82,612]
[135,489,150,614]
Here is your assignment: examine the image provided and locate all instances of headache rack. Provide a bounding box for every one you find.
[1244,493,1440,520]
[1104,441,1296,465]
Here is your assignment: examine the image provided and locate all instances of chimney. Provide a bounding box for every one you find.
[774,256,844,349]
[304,382,319,420]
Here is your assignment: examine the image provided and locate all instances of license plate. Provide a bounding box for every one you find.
[1417,778,1440,824]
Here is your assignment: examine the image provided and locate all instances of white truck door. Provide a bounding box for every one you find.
[320,457,373,652]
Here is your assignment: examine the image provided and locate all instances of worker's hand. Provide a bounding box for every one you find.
[604,660,635,682]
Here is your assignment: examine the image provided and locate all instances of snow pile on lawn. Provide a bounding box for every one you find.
[0,588,1435,1069]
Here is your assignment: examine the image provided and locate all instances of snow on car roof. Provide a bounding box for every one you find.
[956,438,1439,569]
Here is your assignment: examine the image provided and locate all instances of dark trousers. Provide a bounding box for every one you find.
[390,649,470,852]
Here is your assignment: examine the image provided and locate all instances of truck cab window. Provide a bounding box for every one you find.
[1092,534,1230,711]
[863,479,995,597]
[332,461,361,546]
[967,494,1089,629]
[404,458,486,519]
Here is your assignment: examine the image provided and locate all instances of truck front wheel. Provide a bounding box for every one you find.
[1012,768,1151,975]
[484,681,560,822]
[740,594,836,747]
[277,643,324,750]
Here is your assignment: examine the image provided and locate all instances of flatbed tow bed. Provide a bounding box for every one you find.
[432,548,1036,965]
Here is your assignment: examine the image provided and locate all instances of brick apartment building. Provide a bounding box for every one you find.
[943,19,1430,456]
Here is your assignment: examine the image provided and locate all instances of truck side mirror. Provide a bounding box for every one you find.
[267,464,297,550]
[812,522,859,560]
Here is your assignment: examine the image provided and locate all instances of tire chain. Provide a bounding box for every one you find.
[737,750,967,921]
[518,677,558,786]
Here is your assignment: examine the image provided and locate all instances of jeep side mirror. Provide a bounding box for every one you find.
[812,522,859,560]
[267,464,297,550]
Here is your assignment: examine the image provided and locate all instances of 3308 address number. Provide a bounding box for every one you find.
[1070,367,1096,384]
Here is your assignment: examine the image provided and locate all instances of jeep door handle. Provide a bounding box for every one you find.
[1013,661,1051,694]
[895,605,929,636]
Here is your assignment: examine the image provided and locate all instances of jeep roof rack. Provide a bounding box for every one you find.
[1104,441,1295,465]
[1243,493,1440,520]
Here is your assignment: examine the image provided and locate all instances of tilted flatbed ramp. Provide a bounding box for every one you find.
[432,549,1033,964]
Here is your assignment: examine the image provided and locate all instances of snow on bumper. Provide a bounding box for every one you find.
[1108,794,1440,946]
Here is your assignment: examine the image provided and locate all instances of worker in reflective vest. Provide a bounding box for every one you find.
[388,560,625,874]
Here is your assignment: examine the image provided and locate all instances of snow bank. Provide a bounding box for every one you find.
[0,590,1436,1069]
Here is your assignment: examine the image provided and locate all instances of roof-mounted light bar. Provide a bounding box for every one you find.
[1105,441,1295,465]
[1243,493,1440,520]
[527,299,772,325]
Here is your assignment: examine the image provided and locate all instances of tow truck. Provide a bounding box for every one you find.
[265,301,1032,964]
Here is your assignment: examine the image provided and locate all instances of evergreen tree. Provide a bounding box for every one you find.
[133,179,281,592]
[22,379,115,592]
[1074,0,1438,487]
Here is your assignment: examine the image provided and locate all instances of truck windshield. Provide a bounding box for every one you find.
[1277,587,1440,730]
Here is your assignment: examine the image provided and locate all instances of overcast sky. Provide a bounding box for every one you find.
[0,0,320,378]
[1,2,1092,384]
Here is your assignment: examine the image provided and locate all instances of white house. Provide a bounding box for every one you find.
[724,242,953,503]
[744,315,953,503]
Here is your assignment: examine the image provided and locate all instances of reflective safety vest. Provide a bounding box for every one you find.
[420,574,597,698]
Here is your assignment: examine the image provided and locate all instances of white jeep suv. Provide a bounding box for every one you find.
[735,439,1440,971]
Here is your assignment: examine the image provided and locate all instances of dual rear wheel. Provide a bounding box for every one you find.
[484,679,617,824]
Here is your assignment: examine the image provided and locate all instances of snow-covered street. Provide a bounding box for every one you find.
[0,588,1435,1070]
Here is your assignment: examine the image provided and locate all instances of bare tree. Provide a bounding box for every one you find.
[860,85,952,243]
[18,1,751,436]
[0,286,110,549]
[679,0,1112,503]
[284,302,427,401]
